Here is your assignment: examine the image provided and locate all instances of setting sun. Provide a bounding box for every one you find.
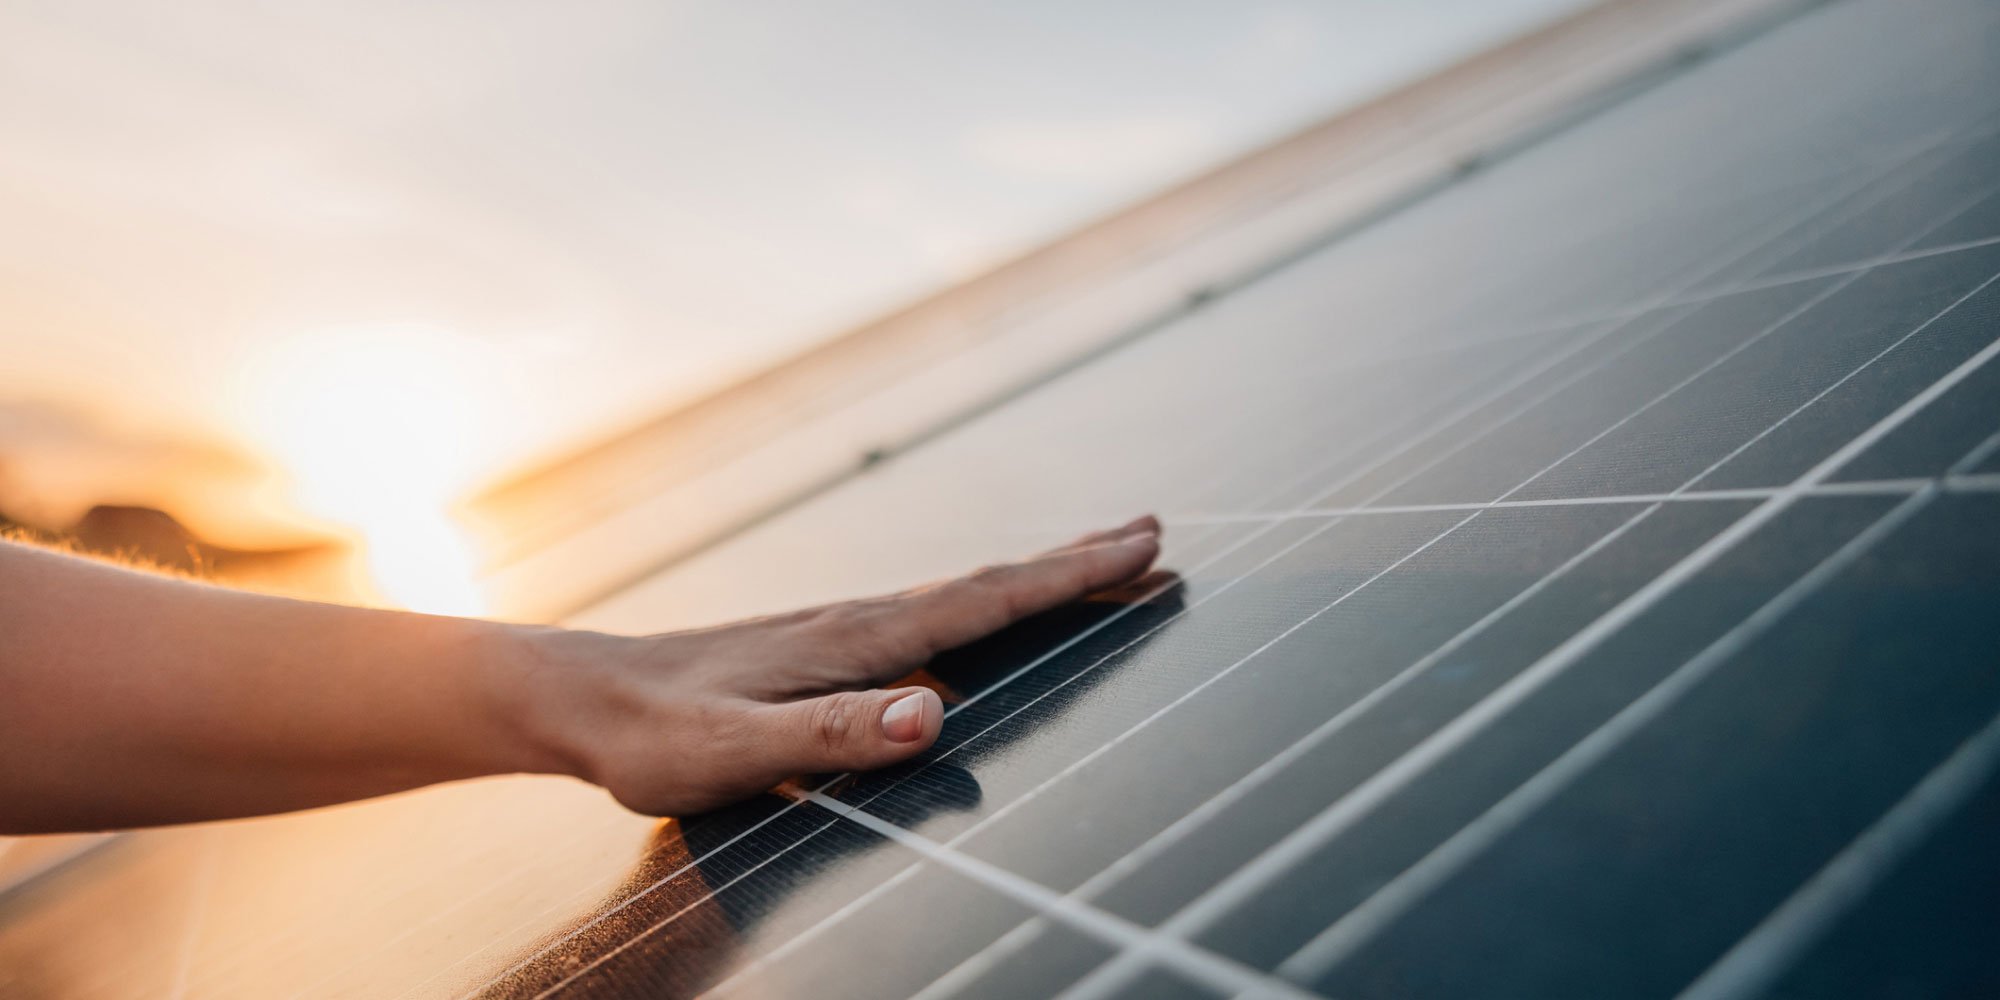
[235,323,497,616]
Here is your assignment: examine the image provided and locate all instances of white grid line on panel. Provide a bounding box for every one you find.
[1947,428,2000,476]
[1158,474,2000,525]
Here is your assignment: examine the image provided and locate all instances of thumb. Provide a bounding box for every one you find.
[754,687,943,776]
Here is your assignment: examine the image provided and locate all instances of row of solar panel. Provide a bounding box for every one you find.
[501,6,2000,993]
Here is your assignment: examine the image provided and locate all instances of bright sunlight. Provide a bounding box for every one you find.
[235,324,496,616]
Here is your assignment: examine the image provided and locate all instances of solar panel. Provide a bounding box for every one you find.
[4,0,1999,997]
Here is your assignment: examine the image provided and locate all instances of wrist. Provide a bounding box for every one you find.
[476,622,633,783]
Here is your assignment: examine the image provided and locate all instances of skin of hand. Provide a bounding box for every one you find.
[0,516,1160,833]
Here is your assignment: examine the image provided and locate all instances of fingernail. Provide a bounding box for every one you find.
[881,691,928,743]
[1118,528,1159,545]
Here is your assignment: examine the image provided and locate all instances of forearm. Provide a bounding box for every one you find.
[0,540,569,832]
[1,516,1159,833]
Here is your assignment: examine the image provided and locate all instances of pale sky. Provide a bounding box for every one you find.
[0,0,1591,536]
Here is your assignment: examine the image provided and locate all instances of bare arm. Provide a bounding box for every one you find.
[0,517,1159,834]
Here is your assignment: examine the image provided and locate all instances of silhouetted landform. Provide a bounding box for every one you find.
[1,501,359,599]
[0,399,367,598]
[0,400,314,550]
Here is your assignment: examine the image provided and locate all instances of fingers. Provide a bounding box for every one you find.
[1048,514,1160,554]
[770,516,1161,693]
[589,517,1158,816]
[591,687,944,817]
[748,687,944,776]
[884,518,1161,660]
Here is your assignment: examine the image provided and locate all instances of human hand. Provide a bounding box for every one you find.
[508,516,1161,816]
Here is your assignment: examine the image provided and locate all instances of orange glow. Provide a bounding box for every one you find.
[234,324,494,616]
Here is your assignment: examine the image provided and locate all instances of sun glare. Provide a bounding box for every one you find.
[237,324,496,616]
